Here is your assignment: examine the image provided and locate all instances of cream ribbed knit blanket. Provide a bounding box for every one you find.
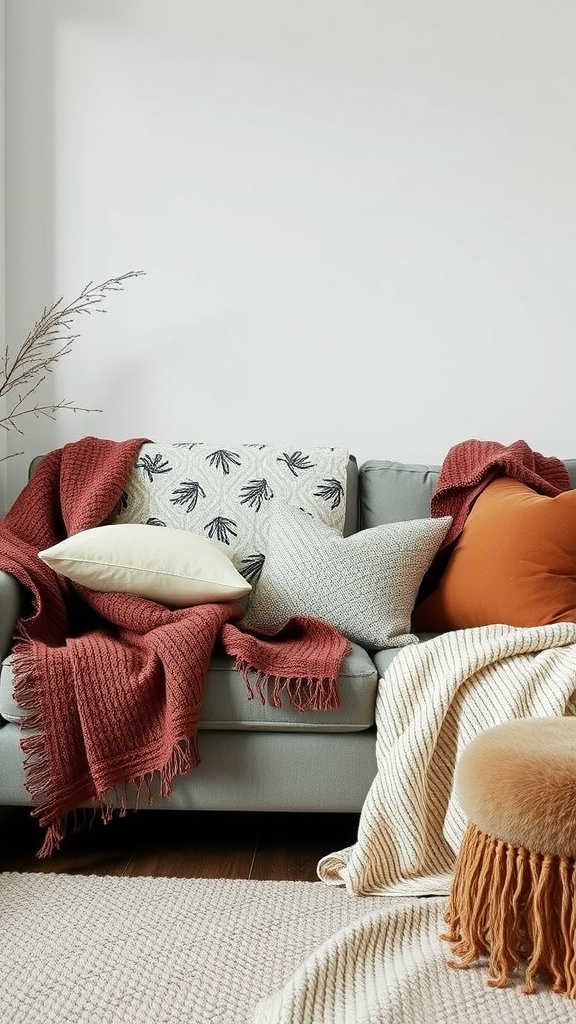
[319,622,576,896]
[254,623,576,1023]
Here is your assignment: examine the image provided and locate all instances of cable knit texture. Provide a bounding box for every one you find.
[0,437,349,856]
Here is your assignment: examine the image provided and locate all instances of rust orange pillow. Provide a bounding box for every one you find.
[412,477,576,631]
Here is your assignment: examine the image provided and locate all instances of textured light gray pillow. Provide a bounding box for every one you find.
[242,504,452,649]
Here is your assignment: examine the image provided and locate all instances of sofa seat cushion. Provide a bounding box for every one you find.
[0,642,378,734]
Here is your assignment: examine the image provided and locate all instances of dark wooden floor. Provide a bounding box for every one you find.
[0,805,360,880]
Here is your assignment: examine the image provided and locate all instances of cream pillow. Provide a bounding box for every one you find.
[242,503,452,649]
[39,524,252,607]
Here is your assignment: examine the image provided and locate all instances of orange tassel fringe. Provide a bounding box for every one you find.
[443,822,576,998]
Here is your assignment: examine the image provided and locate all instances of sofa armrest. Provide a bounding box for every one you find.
[0,571,26,661]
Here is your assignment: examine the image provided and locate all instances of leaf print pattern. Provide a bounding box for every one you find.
[205,449,241,475]
[240,552,265,583]
[239,479,274,512]
[116,444,349,574]
[276,451,316,476]
[205,516,238,544]
[314,478,344,510]
[170,480,206,512]
[137,453,173,483]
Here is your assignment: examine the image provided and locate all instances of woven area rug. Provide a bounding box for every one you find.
[2,873,570,1024]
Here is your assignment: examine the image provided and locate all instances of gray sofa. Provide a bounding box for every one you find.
[0,448,540,816]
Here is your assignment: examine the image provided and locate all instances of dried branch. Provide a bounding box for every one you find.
[0,270,145,456]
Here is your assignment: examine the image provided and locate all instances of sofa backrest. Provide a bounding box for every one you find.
[28,449,576,537]
[358,460,439,528]
[358,458,576,530]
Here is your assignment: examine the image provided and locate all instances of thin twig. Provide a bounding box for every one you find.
[0,270,144,461]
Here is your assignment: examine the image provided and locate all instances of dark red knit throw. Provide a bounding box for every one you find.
[0,436,350,856]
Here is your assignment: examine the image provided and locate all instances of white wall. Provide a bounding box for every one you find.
[5,0,576,504]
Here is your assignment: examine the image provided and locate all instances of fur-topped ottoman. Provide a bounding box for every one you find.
[444,717,576,998]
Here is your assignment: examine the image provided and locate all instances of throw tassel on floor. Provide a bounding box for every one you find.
[443,822,576,997]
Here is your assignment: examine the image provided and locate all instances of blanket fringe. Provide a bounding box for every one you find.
[36,818,66,859]
[12,639,60,824]
[14,629,200,857]
[443,822,576,998]
[159,736,199,796]
[237,663,340,712]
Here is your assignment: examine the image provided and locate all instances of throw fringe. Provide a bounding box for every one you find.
[12,637,58,821]
[34,736,199,858]
[14,633,200,856]
[237,662,340,712]
[442,822,576,998]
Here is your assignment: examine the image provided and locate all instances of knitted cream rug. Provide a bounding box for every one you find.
[1,873,569,1024]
